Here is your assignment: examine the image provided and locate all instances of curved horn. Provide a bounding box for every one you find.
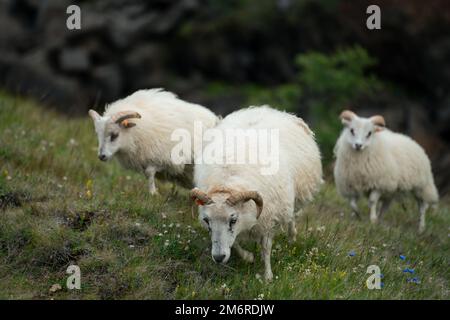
[190,188,213,206]
[227,191,263,219]
[339,110,357,126]
[370,115,385,128]
[110,111,142,128]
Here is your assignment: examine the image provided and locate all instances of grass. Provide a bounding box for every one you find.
[0,92,448,300]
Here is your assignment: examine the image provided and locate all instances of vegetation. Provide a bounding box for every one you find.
[0,93,448,299]
[247,46,384,163]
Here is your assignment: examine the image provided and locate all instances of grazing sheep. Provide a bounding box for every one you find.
[190,106,323,281]
[88,89,218,194]
[333,110,439,233]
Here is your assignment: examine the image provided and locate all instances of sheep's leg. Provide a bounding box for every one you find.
[369,190,381,224]
[260,235,273,281]
[349,197,361,219]
[378,197,392,220]
[288,220,297,243]
[233,242,254,263]
[144,166,158,195]
[288,221,297,242]
[418,200,429,234]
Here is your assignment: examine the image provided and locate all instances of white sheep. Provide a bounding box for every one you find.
[333,110,439,233]
[190,106,323,281]
[88,88,219,194]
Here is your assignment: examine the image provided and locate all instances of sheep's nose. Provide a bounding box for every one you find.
[98,154,107,161]
[213,254,226,263]
[354,144,362,150]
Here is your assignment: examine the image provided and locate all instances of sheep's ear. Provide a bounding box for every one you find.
[370,115,385,132]
[88,109,101,121]
[339,110,357,126]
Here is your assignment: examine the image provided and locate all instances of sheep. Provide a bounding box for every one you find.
[333,110,439,233]
[190,106,323,281]
[88,88,219,194]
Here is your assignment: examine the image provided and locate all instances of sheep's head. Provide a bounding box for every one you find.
[88,109,141,161]
[339,110,385,151]
[191,187,263,264]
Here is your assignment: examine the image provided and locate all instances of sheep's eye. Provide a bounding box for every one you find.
[350,128,355,136]
[229,218,237,228]
[203,217,209,225]
[367,131,372,138]
[110,133,119,142]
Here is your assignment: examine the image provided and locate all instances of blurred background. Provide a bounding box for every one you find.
[1,0,449,194]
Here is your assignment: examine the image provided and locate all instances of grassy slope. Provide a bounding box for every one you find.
[0,93,448,300]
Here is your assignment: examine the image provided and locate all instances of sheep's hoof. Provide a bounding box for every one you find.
[149,189,160,196]
[418,225,425,234]
[243,252,255,263]
[264,271,273,282]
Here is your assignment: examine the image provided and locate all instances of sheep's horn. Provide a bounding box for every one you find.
[110,111,142,127]
[370,115,385,127]
[190,188,213,205]
[339,110,357,122]
[227,191,263,219]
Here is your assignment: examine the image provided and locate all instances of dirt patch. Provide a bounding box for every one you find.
[0,191,30,210]
[31,242,89,271]
[65,211,97,231]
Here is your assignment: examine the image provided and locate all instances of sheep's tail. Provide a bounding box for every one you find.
[420,181,439,204]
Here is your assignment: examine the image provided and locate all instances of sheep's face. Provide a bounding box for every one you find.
[339,110,385,151]
[93,119,122,161]
[88,109,141,161]
[199,199,240,264]
[192,189,262,264]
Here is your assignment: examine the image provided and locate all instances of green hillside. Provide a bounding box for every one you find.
[0,94,448,299]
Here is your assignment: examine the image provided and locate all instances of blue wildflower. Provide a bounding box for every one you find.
[380,282,384,288]
[380,274,384,279]
[399,255,406,260]
[403,268,415,274]
[407,277,420,284]
[348,251,356,257]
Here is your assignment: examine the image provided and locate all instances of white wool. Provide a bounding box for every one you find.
[103,88,219,186]
[194,105,323,235]
[334,128,438,203]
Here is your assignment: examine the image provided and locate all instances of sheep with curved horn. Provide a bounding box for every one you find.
[88,89,219,194]
[191,106,323,281]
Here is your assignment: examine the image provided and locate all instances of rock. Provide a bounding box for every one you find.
[150,0,198,34]
[107,7,157,48]
[92,64,123,103]
[0,11,28,50]
[49,283,62,293]
[59,48,90,72]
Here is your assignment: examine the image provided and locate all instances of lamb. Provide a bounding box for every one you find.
[333,110,439,233]
[88,88,219,194]
[190,106,323,281]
